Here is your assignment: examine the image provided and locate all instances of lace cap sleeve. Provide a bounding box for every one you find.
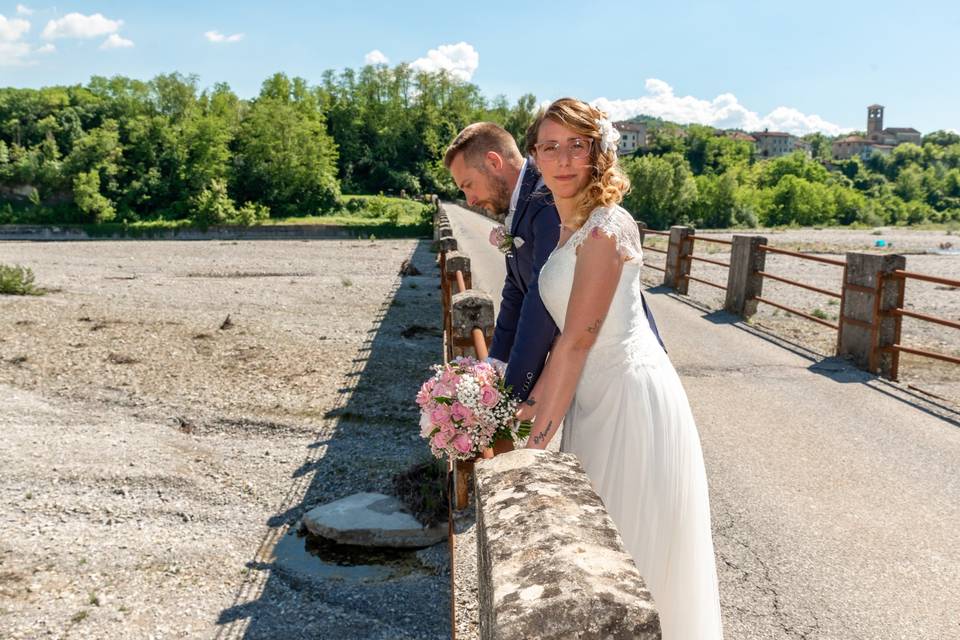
[570,205,644,261]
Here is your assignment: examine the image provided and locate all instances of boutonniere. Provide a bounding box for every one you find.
[489,225,524,255]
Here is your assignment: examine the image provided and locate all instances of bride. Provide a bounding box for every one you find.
[517,97,723,639]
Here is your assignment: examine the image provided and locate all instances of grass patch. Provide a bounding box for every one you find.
[392,459,448,527]
[0,264,43,296]
[5,194,434,239]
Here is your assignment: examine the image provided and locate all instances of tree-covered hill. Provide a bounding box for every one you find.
[1,66,957,229]
[0,67,536,226]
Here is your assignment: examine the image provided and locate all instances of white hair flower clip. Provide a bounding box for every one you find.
[596,117,620,154]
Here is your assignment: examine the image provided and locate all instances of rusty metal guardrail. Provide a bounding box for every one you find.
[685,236,732,292]
[636,223,956,386]
[639,227,670,273]
[878,270,960,380]
[751,244,847,336]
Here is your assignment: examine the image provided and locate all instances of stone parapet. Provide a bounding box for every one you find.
[474,449,661,640]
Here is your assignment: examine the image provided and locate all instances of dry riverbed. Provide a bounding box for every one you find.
[0,239,447,639]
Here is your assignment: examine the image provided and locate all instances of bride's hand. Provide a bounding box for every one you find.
[515,396,537,423]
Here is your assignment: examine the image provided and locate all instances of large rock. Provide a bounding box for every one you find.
[475,449,660,639]
[302,492,446,549]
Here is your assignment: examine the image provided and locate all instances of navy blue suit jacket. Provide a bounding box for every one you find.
[488,165,559,401]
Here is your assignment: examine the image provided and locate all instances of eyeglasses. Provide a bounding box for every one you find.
[533,138,593,163]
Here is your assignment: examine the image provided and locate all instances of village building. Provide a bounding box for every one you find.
[751,129,806,158]
[613,121,647,155]
[832,105,921,160]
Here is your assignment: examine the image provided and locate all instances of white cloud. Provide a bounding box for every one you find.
[205,30,244,43]
[0,40,30,65]
[43,12,122,40]
[0,14,30,41]
[0,13,31,65]
[16,4,33,16]
[100,33,133,50]
[411,41,478,81]
[35,42,55,54]
[364,49,388,65]
[591,78,852,136]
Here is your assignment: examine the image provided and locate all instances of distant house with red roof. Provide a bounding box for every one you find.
[726,131,757,144]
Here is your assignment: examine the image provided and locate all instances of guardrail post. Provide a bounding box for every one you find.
[838,252,906,378]
[444,252,471,362]
[664,225,694,294]
[445,252,472,293]
[725,235,767,318]
[450,289,493,360]
[636,221,647,244]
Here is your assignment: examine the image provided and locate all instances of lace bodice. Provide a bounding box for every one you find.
[539,205,661,362]
[562,205,644,262]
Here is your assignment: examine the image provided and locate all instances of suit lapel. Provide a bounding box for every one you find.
[510,163,544,235]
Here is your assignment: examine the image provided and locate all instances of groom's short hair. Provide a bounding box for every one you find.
[444,122,522,170]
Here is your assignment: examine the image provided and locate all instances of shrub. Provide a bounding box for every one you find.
[190,179,237,227]
[0,264,43,295]
[391,459,448,527]
[234,202,270,226]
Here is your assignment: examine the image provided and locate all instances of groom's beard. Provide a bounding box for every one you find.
[476,173,512,216]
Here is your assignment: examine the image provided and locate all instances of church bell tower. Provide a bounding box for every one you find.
[867,104,884,140]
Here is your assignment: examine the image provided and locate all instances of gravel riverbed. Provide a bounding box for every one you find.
[0,238,448,639]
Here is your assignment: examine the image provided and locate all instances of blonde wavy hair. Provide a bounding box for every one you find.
[525,97,630,229]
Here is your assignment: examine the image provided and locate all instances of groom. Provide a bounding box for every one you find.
[444,123,558,405]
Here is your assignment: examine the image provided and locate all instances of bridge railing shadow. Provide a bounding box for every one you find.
[214,238,449,640]
[644,285,960,429]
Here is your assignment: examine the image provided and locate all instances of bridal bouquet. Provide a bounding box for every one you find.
[416,356,530,461]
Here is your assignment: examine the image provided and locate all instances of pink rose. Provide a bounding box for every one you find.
[432,381,453,399]
[453,434,473,454]
[479,385,500,408]
[489,225,506,248]
[430,405,452,429]
[432,429,452,449]
[440,369,461,388]
[416,379,436,407]
[450,402,473,423]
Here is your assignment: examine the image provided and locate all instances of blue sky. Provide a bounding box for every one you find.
[2,1,958,135]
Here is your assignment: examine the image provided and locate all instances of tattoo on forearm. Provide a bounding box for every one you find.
[532,420,554,445]
[587,319,601,334]
[524,397,537,407]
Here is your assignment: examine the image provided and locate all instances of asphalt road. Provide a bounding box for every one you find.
[444,202,960,640]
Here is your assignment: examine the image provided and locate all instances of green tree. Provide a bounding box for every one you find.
[621,153,698,229]
[73,170,115,222]
[233,75,340,216]
[765,175,835,226]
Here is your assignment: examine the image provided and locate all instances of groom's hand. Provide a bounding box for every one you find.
[485,356,507,378]
[515,396,537,423]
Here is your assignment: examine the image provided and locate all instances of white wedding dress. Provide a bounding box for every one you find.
[538,205,723,640]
